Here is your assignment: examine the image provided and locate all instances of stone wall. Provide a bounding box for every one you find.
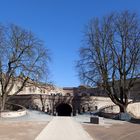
[0,103,26,118]
[127,103,140,118]
[9,94,114,115]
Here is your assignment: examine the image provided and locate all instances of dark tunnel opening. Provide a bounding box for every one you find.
[56,103,72,116]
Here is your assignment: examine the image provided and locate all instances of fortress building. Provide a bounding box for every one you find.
[7,78,140,116]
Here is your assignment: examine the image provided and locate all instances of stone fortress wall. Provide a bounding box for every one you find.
[5,77,140,115]
[7,79,140,116]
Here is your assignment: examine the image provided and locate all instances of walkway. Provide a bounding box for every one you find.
[35,117,93,140]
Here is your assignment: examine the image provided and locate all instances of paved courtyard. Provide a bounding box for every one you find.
[83,121,140,140]
[0,121,47,140]
[0,111,140,140]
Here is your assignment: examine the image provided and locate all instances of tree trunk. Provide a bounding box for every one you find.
[119,105,127,113]
[42,106,45,112]
[1,99,6,112]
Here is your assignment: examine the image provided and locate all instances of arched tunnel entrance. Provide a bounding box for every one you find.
[56,103,72,116]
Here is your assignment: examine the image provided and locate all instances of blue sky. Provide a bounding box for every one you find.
[0,0,140,87]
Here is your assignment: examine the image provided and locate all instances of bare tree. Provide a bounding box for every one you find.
[0,24,50,111]
[77,11,140,113]
[39,84,54,112]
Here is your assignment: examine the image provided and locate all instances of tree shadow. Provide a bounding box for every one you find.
[129,118,140,124]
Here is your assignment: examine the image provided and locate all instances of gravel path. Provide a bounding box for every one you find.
[35,117,93,140]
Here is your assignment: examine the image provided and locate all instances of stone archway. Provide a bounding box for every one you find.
[56,103,72,116]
